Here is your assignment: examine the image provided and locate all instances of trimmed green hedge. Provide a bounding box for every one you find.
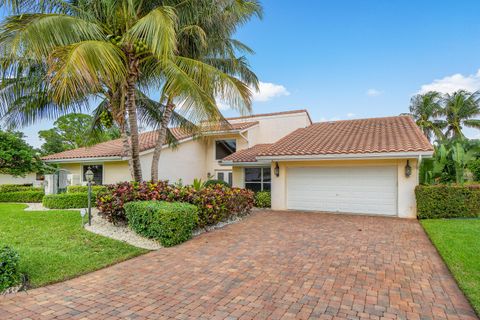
[67,185,107,194]
[42,193,91,209]
[124,201,198,247]
[0,191,44,203]
[415,185,480,219]
[254,191,271,208]
[0,246,21,293]
[0,184,42,193]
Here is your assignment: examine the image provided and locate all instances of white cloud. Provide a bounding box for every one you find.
[366,89,382,97]
[346,112,356,118]
[252,81,290,102]
[419,69,480,94]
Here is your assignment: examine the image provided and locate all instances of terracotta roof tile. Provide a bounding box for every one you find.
[42,121,258,161]
[258,116,433,157]
[222,144,273,162]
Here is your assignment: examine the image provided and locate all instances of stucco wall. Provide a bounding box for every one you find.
[204,134,249,179]
[104,161,131,184]
[263,158,419,218]
[140,138,207,184]
[229,112,311,145]
[0,173,38,185]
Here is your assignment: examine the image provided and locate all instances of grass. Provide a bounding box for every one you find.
[421,219,480,315]
[0,203,147,288]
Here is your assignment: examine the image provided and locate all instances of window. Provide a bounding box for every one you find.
[83,165,103,185]
[245,167,271,192]
[215,139,236,160]
[216,171,232,186]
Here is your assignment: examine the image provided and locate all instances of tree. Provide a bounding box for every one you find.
[409,91,444,141]
[38,113,119,155]
[441,90,480,139]
[0,0,258,182]
[0,130,44,177]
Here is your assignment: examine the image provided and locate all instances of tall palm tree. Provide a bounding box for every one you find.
[409,91,444,141]
[149,0,262,181]
[0,0,257,182]
[441,90,480,139]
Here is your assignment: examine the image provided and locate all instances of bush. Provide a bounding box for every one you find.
[415,185,480,219]
[254,191,271,208]
[0,190,45,203]
[124,201,198,247]
[0,246,21,293]
[43,193,92,209]
[204,179,230,188]
[0,184,42,193]
[67,185,108,194]
[97,181,254,226]
[468,159,480,182]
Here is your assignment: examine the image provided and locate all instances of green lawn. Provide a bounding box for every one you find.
[421,219,480,315]
[0,203,147,288]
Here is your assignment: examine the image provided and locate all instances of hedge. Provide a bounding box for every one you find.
[0,184,42,193]
[124,201,198,247]
[97,181,254,226]
[0,246,21,293]
[415,185,480,219]
[42,193,92,209]
[67,185,108,194]
[254,191,271,208]
[0,190,45,203]
[204,179,230,188]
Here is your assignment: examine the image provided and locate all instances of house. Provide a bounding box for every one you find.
[41,109,312,186]
[42,109,433,218]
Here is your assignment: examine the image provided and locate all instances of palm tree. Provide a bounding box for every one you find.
[0,0,258,182]
[409,91,444,141]
[441,90,480,139]
[149,0,262,181]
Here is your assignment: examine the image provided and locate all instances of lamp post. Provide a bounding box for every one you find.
[85,167,94,226]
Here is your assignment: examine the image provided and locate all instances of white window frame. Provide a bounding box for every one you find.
[244,167,271,191]
[214,138,237,161]
[216,170,233,186]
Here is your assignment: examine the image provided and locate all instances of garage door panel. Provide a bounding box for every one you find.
[287,166,397,215]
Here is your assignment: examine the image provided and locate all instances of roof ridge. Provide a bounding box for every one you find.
[226,109,309,121]
[312,114,412,125]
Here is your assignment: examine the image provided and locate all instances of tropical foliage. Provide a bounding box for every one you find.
[0,130,45,177]
[410,90,480,141]
[0,0,262,182]
[39,113,119,155]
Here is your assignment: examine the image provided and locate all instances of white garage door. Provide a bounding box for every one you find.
[287,166,397,215]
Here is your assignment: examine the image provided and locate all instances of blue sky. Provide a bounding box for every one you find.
[11,0,480,146]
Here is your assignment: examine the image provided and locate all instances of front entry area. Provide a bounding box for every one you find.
[286,166,398,215]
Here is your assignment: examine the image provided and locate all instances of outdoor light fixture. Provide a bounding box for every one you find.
[405,160,412,178]
[85,167,94,226]
[274,162,280,177]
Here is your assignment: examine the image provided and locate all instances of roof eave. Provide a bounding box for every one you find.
[220,160,271,167]
[255,151,434,161]
[43,156,124,163]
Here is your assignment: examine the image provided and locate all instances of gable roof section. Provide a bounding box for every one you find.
[257,116,433,158]
[222,144,273,163]
[42,121,258,161]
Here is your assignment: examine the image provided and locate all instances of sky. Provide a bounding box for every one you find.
[7,0,480,147]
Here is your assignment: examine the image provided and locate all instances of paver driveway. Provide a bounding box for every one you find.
[0,211,477,320]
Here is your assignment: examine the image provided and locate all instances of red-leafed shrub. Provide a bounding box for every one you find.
[96,181,254,226]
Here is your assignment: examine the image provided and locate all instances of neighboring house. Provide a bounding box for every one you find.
[0,173,43,186]
[42,109,433,218]
[42,110,312,186]
[221,115,433,218]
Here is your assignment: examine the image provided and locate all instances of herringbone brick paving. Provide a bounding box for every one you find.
[0,211,477,319]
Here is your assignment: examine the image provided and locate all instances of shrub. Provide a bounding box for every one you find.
[43,193,92,209]
[0,190,44,203]
[67,185,108,194]
[97,181,254,226]
[204,179,230,188]
[415,185,480,219]
[0,246,21,293]
[0,184,42,193]
[254,191,271,208]
[124,201,198,247]
[468,159,480,182]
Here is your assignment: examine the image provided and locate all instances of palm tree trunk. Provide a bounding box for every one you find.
[125,56,143,182]
[151,103,175,181]
[120,126,134,180]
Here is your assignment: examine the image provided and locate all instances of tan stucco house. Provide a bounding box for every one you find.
[42,109,433,218]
